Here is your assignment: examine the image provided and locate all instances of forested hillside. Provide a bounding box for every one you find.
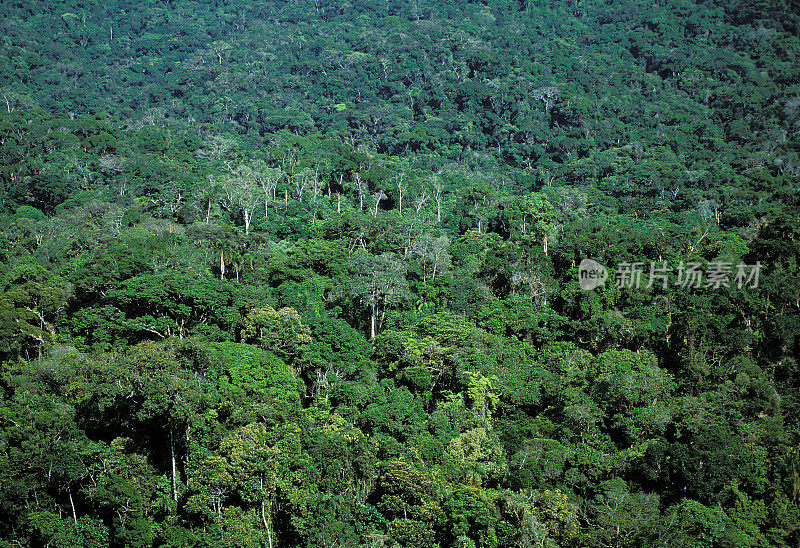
[1,0,799,545]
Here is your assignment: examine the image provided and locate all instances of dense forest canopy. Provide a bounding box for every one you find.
[0,0,799,546]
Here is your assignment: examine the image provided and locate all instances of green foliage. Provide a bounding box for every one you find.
[208,342,302,426]
[0,0,798,545]
[241,305,312,364]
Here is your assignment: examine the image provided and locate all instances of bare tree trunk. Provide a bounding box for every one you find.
[398,185,404,215]
[397,173,406,216]
[370,302,377,339]
[431,177,443,223]
[69,489,77,524]
[260,476,273,548]
[355,173,365,212]
[170,428,178,502]
[373,192,385,217]
[220,250,226,280]
[262,501,273,548]
[244,207,254,235]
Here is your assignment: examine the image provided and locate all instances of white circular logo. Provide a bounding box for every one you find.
[578,259,607,290]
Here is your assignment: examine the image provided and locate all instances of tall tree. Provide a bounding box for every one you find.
[351,253,409,338]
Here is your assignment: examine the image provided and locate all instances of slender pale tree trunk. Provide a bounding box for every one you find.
[373,192,384,217]
[262,501,273,548]
[244,209,252,234]
[69,489,77,524]
[260,476,273,548]
[433,178,443,222]
[170,427,178,502]
[397,173,405,216]
[398,185,404,215]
